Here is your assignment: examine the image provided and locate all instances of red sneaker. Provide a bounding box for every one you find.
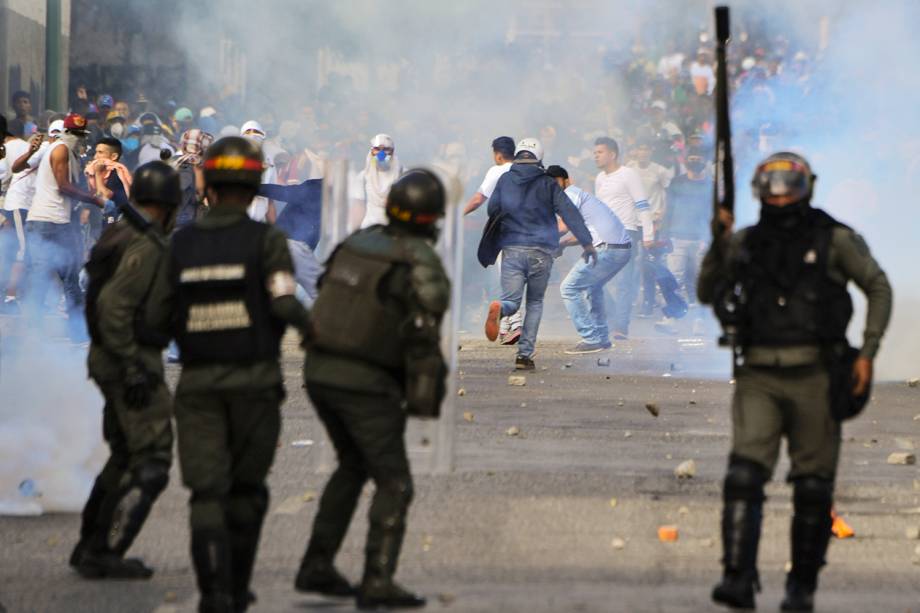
[485,301,502,341]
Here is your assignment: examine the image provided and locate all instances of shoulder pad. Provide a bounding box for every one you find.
[405,240,450,315]
[343,227,407,262]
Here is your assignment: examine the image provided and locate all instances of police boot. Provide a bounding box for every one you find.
[191,529,234,613]
[70,478,110,567]
[357,531,425,610]
[357,480,424,610]
[295,542,356,597]
[712,458,765,610]
[229,524,262,612]
[780,477,834,612]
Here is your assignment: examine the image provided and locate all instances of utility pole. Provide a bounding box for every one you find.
[45,0,64,110]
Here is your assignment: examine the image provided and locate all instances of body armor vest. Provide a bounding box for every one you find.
[170,217,284,364]
[728,208,852,348]
[310,227,413,371]
[85,220,168,348]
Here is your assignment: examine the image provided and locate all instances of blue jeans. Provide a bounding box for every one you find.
[499,246,553,358]
[560,246,631,344]
[26,220,86,339]
[610,229,642,335]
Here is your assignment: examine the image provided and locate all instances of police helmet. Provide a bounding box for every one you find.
[751,151,816,206]
[132,161,181,208]
[386,168,446,232]
[202,136,264,190]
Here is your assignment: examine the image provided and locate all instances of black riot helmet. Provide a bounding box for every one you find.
[132,161,181,208]
[751,151,816,206]
[385,168,446,236]
[202,136,264,190]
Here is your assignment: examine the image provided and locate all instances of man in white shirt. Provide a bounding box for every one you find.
[628,140,674,316]
[464,136,523,344]
[1,128,43,311]
[593,136,654,339]
[357,133,404,229]
[241,120,278,223]
[26,113,107,340]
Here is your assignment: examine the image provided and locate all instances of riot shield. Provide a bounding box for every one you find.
[309,160,462,475]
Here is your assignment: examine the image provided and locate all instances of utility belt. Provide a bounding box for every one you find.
[595,241,631,250]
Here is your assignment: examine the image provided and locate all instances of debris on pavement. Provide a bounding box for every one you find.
[609,497,618,509]
[617,399,625,407]
[291,439,314,447]
[457,388,466,396]
[907,378,919,388]
[831,512,854,539]
[645,402,660,417]
[895,438,915,450]
[422,534,433,552]
[597,357,611,367]
[506,426,520,436]
[463,411,475,423]
[624,431,632,439]
[611,537,626,550]
[302,491,316,503]
[563,362,573,369]
[905,526,920,540]
[508,375,527,386]
[438,593,457,605]
[658,525,679,542]
[887,452,917,465]
[678,506,690,515]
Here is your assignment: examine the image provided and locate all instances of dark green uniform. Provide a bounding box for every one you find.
[296,223,449,603]
[147,205,309,612]
[74,220,173,576]
[700,206,891,610]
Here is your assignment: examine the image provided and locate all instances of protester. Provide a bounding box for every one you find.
[593,136,654,340]
[357,133,403,229]
[170,128,213,229]
[8,91,34,138]
[241,120,278,223]
[547,165,632,354]
[0,115,39,311]
[483,138,596,370]
[464,135,523,344]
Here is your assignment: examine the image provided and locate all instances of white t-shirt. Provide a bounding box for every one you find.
[28,141,73,224]
[247,164,277,222]
[2,139,42,211]
[628,161,673,218]
[477,162,512,199]
[594,166,654,238]
[691,62,716,95]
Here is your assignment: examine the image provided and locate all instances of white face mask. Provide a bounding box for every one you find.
[110,123,125,138]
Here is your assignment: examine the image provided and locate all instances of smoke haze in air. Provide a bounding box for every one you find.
[167,0,917,379]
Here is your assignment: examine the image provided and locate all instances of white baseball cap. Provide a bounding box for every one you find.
[650,99,667,111]
[370,133,394,149]
[48,119,65,137]
[514,137,544,161]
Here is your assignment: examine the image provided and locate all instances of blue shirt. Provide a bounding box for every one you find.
[564,185,630,246]
[258,179,322,249]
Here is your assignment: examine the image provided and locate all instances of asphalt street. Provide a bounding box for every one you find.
[2,320,919,613]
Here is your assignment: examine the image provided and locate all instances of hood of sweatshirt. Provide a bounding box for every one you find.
[509,161,546,186]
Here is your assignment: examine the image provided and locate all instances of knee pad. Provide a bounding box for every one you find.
[379,477,414,508]
[724,456,768,503]
[792,476,833,514]
[134,459,170,498]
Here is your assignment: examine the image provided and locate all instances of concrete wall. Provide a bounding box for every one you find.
[0,0,70,117]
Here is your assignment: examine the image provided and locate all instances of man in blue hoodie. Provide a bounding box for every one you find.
[483,138,596,370]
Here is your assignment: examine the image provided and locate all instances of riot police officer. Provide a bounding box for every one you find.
[699,152,892,612]
[146,137,311,612]
[71,161,180,579]
[294,169,450,610]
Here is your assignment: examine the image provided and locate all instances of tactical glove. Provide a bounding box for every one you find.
[123,360,157,410]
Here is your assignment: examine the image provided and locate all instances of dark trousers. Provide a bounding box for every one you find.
[305,383,412,577]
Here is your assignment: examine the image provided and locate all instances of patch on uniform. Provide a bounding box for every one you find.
[803,249,817,264]
[268,271,297,298]
[124,252,142,271]
[187,301,252,332]
[180,264,245,283]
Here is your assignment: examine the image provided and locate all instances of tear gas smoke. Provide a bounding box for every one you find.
[164,0,917,379]
[0,333,104,515]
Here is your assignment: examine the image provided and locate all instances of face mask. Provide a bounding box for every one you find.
[686,160,706,173]
[122,137,139,152]
[760,200,808,226]
[374,150,392,169]
[110,123,125,138]
[59,133,84,153]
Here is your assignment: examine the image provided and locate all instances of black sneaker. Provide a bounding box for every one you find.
[564,341,608,355]
[515,355,535,371]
